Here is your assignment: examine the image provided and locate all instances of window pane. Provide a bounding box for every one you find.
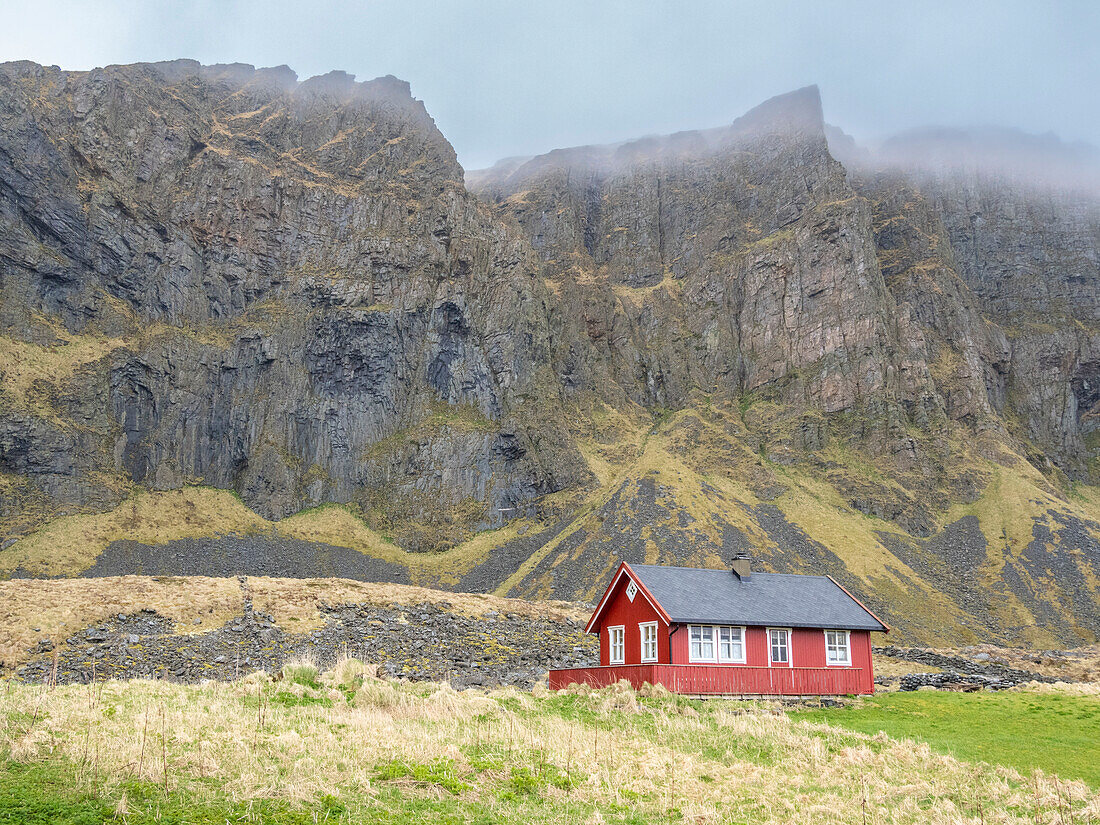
[826,631,849,663]
[641,624,657,660]
[610,627,624,663]
[770,629,788,663]
[701,626,714,660]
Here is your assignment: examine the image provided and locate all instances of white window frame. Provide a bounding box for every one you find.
[718,625,747,663]
[639,621,658,663]
[824,629,851,666]
[767,627,792,668]
[688,624,715,662]
[687,624,746,664]
[608,625,625,665]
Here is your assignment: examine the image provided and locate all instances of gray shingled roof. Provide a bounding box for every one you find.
[629,565,888,631]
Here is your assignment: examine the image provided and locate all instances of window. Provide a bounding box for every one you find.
[825,630,851,665]
[626,580,638,602]
[689,625,715,661]
[718,626,745,663]
[640,622,658,662]
[608,626,625,664]
[689,625,746,662]
[768,628,790,666]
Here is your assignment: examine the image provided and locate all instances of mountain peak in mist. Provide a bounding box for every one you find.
[842,124,1100,194]
[468,85,826,190]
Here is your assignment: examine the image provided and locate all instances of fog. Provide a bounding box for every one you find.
[4,1,1099,172]
[826,124,1100,196]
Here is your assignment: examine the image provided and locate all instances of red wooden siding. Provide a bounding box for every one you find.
[548,664,868,696]
[669,623,687,663]
[746,627,768,666]
[851,631,874,694]
[592,570,669,666]
[792,627,825,667]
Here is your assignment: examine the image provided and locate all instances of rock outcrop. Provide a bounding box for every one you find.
[0,59,586,550]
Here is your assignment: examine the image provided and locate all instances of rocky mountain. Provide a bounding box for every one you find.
[0,59,585,552]
[3,61,1100,647]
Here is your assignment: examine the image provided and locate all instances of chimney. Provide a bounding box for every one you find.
[731,553,752,580]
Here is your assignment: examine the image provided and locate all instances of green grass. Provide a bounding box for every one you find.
[0,760,355,825]
[375,757,471,795]
[2,675,1098,824]
[0,759,639,825]
[791,690,1100,787]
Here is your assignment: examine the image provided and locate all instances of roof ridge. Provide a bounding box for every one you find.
[633,564,829,579]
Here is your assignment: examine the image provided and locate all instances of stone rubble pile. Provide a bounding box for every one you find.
[874,645,1062,691]
[13,601,598,689]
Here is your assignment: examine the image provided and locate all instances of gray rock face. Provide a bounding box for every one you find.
[0,59,586,547]
[477,105,1100,485]
[834,129,1100,478]
[476,87,919,419]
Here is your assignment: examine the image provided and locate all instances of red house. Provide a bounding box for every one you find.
[549,555,889,697]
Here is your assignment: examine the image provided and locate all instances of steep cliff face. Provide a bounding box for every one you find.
[468,93,1100,645]
[3,63,1100,646]
[0,60,585,549]
[475,88,924,416]
[472,88,970,511]
[832,128,1100,480]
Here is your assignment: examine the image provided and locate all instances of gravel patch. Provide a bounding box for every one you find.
[83,535,411,583]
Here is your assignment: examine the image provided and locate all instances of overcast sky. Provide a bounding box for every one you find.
[5,0,1098,170]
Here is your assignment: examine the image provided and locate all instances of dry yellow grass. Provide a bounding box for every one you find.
[1,676,1097,823]
[246,576,587,632]
[872,655,942,677]
[278,504,533,586]
[1016,680,1100,696]
[0,575,242,669]
[0,488,271,576]
[0,487,531,582]
[0,330,129,415]
[0,575,588,668]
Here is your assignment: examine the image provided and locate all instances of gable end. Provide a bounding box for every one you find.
[584,562,671,634]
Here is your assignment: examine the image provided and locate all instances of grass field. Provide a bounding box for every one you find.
[791,689,1100,789]
[2,671,1099,824]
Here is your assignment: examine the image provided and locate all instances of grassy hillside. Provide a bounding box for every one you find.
[4,399,1100,646]
[2,675,1098,824]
